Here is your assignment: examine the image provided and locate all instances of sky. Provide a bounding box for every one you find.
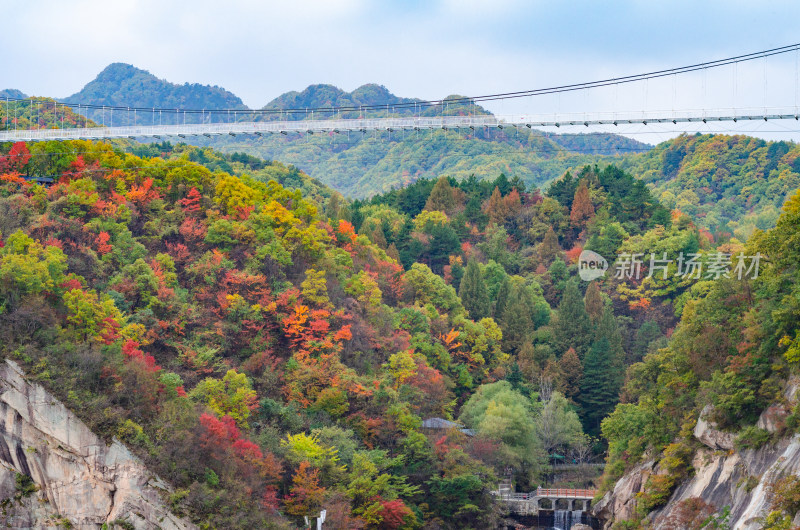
[4,0,800,142]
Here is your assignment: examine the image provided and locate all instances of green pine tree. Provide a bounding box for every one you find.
[501,284,534,354]
[493,276,511,320]
[459,260,491,320]
[552,280,593,359]
[577,337,619,435]
[595,305,625,389]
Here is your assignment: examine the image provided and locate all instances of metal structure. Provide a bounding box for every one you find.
[1,107,799,143]
[494,484,597,515]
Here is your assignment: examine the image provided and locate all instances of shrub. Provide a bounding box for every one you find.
[771,475,800,515]
[14,473,38,498]
[117,419,155,453]
[734,426,772,451]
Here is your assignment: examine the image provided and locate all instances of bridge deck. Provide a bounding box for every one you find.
[1,107,798,142]
[496,487,596,501]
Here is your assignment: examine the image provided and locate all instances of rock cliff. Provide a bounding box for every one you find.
[593,380,800,529]
[0,359,196,529]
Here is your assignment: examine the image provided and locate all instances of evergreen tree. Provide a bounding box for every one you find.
[570,179,595,228]
[595,305,626,389]
[501,284,534,354]
[425,222,460,274]
[369,225,387,249]
[577,337,618,435]
[493,173,512,195]
[552,280,593,359]
[583,281,604,323]
[459,260,490,320]
[538,227,562,265]
[505,362,526,395]
[558,348,583,401]
[448,258,465,292]
[547,170,578,209]
[493,276,511,320]
[324,193,341,221]
[464,194,488,228]
[425,176,456,213]
[509,175,527,194]
[631,320,663,364]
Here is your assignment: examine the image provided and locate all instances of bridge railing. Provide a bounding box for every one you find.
[495,492,535,501]
[493,487,597,500]
[3,106,800,142]
[536,487,596,498]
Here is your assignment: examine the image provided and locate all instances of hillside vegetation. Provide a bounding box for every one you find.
[2,133,777,527]
[596,164,800,530]
[622,133,800,239]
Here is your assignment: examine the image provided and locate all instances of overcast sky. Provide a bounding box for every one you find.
[4,0,800,141]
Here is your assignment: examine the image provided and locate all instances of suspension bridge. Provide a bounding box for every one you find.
[1,107,799,143]
[2,43,800,143]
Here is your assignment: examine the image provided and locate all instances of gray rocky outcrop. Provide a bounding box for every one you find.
[0,358,196,529]
[594,380,800,529]
[593,459,655,523]
[693,405,735,451]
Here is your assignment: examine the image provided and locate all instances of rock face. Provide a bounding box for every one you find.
[0,359,196,529]
[593,459,655,523]
[594,380,800,529]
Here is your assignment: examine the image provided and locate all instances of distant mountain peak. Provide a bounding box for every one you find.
[62,63,246,111]
[0,88,27,100]
[262,83,422,111]
[96,62,150,79]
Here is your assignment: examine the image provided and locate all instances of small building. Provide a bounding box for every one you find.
[421,417,475,436]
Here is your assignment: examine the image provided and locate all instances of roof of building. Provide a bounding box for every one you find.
[421,417,475,436]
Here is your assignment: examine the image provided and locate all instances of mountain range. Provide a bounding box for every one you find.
[5,62,800,238]
[2,63,652,195]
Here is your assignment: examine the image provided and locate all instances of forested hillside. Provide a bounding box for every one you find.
[622,133,800,240]
[2,132,764,528]
[199,127,628,199]
[597,163,800,529]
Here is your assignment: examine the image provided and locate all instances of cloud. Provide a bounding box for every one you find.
[2,0,800,141]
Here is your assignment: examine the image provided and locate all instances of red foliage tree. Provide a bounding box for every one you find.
[565,244,583,264]
[570,180,595,228]
[376,497,414,530]
[0,142,31,174]
[95,232,112,255]
[126,177,160,207]
[179,186,203,215]
[179,217,207,244]
[121,339,161,373]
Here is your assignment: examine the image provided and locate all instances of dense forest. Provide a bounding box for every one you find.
[4,127,793,527]
[622,133,800,240]
[5,69,800,527]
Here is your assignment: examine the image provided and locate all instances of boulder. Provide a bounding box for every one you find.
[694,405,735,450]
